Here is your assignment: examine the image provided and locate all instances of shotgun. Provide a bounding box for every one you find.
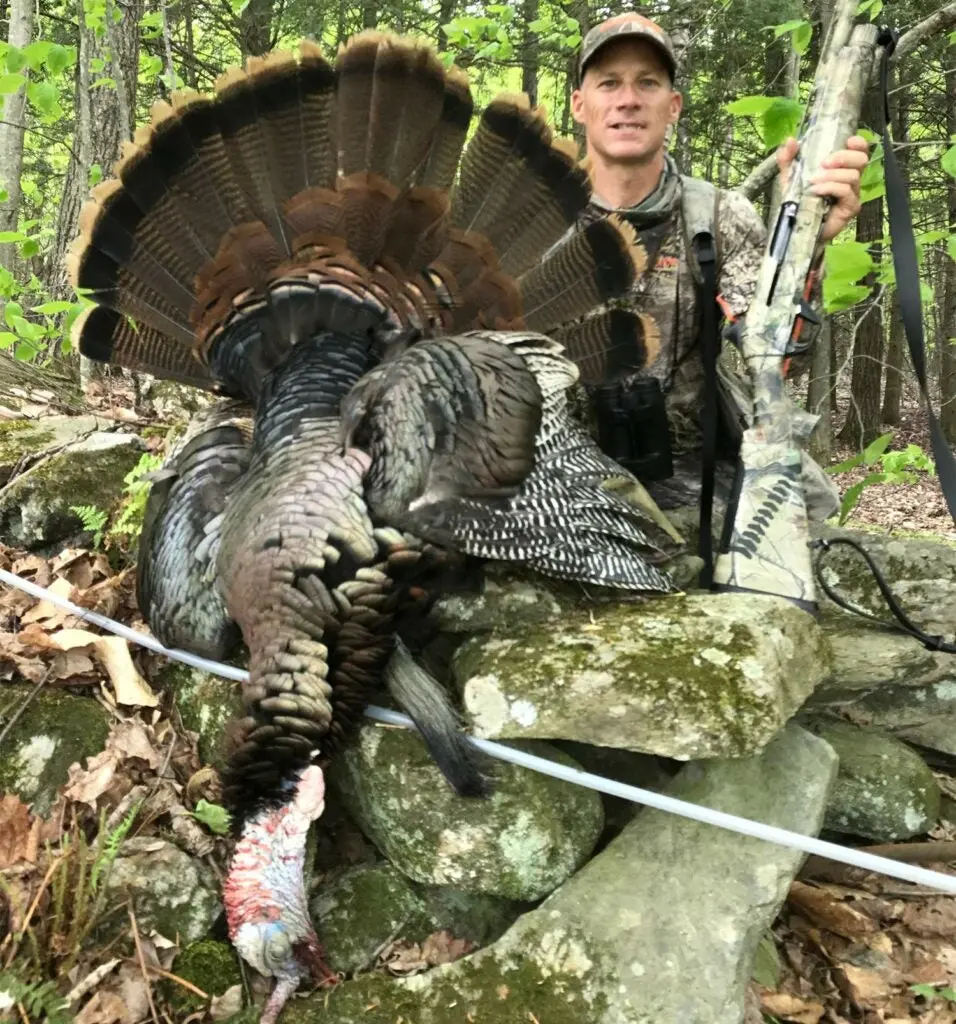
[712,2,885,610]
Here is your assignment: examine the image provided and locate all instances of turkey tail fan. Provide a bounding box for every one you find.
[518,216,648,334]
[552,309,662,384]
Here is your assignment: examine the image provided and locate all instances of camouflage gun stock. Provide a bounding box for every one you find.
[712,3,882,611]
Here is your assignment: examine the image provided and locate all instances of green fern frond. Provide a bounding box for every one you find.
[0,971,72,1023]
[90,801,140,892]
[69,504,108,533]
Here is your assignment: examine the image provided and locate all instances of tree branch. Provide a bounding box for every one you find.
[736,153,778,201]
[893,3,956,65]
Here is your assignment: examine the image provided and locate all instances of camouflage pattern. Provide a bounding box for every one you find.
[578,13,678,81]
[712,17,880,605]
[577,163,839,524]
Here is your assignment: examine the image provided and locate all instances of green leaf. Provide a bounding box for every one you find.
[32,300,75,314]
[838,471,886,524]
[21,41,52,72]
[45,44,73,76]
[947,236,956,263]
[4,301,23,327]
[862,431,894,464]
[0,331,15,349]
[191,800,232,835]
[88,163,103,186]
[942,144,956,179]
[496,36,513,60]
[4,47,24,73]
[751,932,780,988]
[792,21,812,55]
[824,281,870,311]
[18,238,38,258]
[527,18,549,31]
[0,231,27,243]
[0,72,25,94]
[0,189,7,203]
[26,79,57,115]
[769,19,807,38]
[761,98,804,150]
[725,95,777,118]
[825,240,874,284]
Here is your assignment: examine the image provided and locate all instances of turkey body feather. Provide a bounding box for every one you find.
[70,31,677,1022]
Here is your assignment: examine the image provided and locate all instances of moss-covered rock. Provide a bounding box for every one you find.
[159,663,244,772]
[0,416,110,486]
[311,864,429,974]
[168,939,241,1014]
[329,726,603,901]
[0,431,144,549]
[418,886,524,948]
[454,592,831,760]
[0,685,109,815]
[809,720,940,841]
[103,837,221,943]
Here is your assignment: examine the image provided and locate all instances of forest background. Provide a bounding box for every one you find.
[0,0,954,502]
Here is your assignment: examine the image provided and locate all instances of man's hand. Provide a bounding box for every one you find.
[776,135,870,243]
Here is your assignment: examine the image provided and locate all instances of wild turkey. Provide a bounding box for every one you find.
[70,32,677,1021]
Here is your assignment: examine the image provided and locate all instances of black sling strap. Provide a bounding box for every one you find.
[810,31,956,653]
[693,231,721,587]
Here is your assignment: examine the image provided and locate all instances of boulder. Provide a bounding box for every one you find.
[160,662,244,772]
[329,725,603,901]
[169,939,242,1015]
[0,415,110,486]
[285,724,838,1024]
[807,719,940,841]
[102,837,221,944]
[454,592,831,759]
[0,685,109,816]
[0,430,145,549]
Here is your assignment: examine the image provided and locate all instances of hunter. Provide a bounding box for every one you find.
[570,13,869,517]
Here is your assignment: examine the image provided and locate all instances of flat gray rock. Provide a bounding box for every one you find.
[454,592,831,759]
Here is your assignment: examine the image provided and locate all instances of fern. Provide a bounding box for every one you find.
[0,971,72,1023]
[109,452,164,541]
[90,801,140,892]
[69,504,108,548]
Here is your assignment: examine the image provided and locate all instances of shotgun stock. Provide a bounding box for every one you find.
[712,5,883,610]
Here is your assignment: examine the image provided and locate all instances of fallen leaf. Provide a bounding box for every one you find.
[94,636,158,707]
[759,991,825,1023]
[788,882,877,940]
[111,720,161,768]
[63,748,119,806]
[20,575,75,625]
[74,990,128,1024]
[210,985,243,1020]
[421,929,473,966]
[0,795,36,868]
[901,899,956,939]
[51,648,97,679]
[906,960,951,986]
[838,964,891,1005]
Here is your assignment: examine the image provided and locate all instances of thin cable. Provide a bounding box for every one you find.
[4,567,956,895]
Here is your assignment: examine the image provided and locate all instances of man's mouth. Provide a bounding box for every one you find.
[609,122,646,132]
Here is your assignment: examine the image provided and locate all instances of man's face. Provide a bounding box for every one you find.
[572,39,682,165]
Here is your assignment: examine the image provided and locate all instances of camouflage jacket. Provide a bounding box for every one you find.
[579,175,768,456]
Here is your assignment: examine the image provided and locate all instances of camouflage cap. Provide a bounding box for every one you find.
[578,14,677,83]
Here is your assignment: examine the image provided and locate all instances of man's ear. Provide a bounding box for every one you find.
[669,89,683,124]
[571,88,585,125]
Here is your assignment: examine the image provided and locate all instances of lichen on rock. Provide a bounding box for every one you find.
[0,685,109,816]
[328,726,603,901]
[159,662,244,772]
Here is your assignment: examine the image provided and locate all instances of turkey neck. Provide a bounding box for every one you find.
[218,333,386,816]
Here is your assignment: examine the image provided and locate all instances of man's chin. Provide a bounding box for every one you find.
[599,143,660,165]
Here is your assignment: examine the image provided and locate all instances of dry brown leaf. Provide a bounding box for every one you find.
[901,898,956,939]
[94,636,158,707]
[210,985,243,1020]
[20,575,75,625]
[51,648,97,679]
[838,964,891,1005]
[421,929,474,966]
[0,794,37,868]
[74,990,128,1024]
[760,992,826,1023]
[111,720,161,768]
[63,748,120,806]
[788,882,877,940]
[382,941,428,975]
[905,959,951,986]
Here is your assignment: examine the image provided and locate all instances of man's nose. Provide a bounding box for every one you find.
[615,84,642,107]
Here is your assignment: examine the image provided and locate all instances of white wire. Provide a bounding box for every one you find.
[4,566,956,895]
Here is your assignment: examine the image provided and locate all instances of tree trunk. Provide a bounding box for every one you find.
[48,0,142,303]
[521,0,539,107]
[437,0,456,50]
[568,0,589,149]
[0,0,35,278]
[807,320,834,464]
[361,0,378,31]
[239,0,273,57]
[942,66,956,444]
[837,88,884,450]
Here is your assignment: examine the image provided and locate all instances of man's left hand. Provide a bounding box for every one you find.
[776,135,870,243]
